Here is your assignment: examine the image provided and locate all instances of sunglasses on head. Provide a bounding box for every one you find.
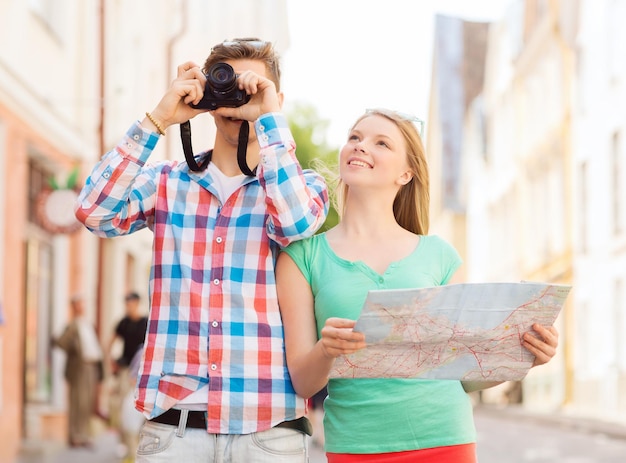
[212,39,270,52]
[365,108,425,138]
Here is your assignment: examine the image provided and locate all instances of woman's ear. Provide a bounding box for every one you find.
[397,170,413,186]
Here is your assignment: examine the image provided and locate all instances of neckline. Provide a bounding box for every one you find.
[319,232,425,277]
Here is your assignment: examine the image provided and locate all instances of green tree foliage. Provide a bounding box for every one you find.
[287,102,339,231]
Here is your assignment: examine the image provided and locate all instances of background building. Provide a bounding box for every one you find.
[1,0,625,462]
[0,1,288,461]
[571,0,626,423]
[427,0,625,423]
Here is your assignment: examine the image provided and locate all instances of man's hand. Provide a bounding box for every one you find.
[212,70,281,122]
[144,61,208,132]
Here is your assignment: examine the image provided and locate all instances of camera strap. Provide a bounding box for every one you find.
[180,121,211,172]
[236,122,257,177]
[179,120,257,177]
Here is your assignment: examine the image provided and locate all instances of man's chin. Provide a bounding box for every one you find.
[223,116,245,125]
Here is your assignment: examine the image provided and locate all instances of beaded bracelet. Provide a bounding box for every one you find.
[145,112,166,136]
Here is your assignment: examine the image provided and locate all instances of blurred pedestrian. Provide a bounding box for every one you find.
[53,295,104,448]
[106,291,148,458]
[75,37,328,462]
[118,347,146,463]
[276,108,560,462]
[108,292,147,377]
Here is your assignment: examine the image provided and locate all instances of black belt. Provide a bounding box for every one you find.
[150,409,312,436]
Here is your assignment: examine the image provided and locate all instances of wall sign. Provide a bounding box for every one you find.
[35,167,83,235]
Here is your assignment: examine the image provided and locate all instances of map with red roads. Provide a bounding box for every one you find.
[330,282,571,381]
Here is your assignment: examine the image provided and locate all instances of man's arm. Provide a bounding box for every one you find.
[254,113,329,247]
[74,124,161,237]
[75,60,210,237]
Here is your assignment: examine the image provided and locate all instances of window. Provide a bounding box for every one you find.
[579,161,588,254]
[608,0,626,82]
[24,239,54,403]
[612,131,625,236]
[27,160,51,227]
[615,278,625,372]
[24,159,55,404]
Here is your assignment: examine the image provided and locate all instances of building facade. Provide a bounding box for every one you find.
[468,0,576,409]
[429,0,625,424]
[571,0,626,422]
[0,1,289,461]
[0,2,101,460]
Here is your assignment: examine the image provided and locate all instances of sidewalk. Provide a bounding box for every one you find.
[474,404,626,441]
[17,429,123,463]
[16,428,326,463]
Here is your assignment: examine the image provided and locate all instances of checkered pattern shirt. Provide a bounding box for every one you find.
[75,113,328,434]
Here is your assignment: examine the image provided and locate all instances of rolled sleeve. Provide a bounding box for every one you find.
[255,113,293,148]
[122,122,161,165]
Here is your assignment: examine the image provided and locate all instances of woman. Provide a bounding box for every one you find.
[276,108,558,462]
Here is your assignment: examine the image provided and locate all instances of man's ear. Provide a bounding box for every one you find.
[277,92,285,109]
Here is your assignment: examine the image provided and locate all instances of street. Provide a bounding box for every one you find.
[474,407,626,463]
[18,406,626,463]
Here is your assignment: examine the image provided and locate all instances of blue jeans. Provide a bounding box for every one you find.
[136,420,309,463]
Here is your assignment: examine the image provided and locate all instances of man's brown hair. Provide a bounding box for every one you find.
[203,38,281,91]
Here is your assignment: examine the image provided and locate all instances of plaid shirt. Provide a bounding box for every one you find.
[75,113,328,434]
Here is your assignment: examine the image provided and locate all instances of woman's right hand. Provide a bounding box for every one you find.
[319,317,367,359]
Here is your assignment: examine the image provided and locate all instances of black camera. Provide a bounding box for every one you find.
[190,62,250,110]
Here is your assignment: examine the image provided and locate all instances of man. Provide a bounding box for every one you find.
[53,295,103,448]
[109,292,147,374]
[75,38,328,462]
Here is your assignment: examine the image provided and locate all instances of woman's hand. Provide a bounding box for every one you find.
[318,318,367,359]
[524,323,559,367]
[462,323,558,393]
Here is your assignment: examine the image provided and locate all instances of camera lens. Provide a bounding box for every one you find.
[207,62,237,93]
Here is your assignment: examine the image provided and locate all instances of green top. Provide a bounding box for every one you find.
[283,233,476,454]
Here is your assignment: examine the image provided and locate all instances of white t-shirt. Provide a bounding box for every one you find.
[206,162,247,203]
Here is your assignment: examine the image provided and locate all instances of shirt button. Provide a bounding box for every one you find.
[262,135,269,141]
[212,321,219,328]
[103,171,111,179]
[133,134,140,141]
[216,237,223,243]
[378,277,384,283]
[213,279,220,285]
[258,125,265,131]
[210,364,217,371]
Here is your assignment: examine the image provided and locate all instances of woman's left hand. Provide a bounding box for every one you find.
[523,323,559,367]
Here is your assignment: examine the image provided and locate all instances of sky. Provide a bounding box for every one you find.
[282,0,511,148]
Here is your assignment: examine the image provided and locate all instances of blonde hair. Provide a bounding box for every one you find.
[336,108,430,235]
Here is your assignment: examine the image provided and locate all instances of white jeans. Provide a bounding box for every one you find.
[135,419,309,463]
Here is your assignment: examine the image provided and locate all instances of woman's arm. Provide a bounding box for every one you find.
[276,252,365,398]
